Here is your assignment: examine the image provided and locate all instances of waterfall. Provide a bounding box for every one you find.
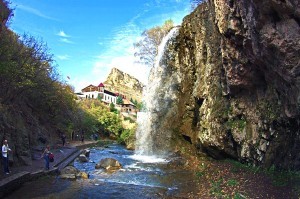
[135,27,180,157]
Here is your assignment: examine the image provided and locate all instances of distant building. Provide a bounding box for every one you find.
[121,99,138,114]
[80,83,117,104]
[77,82,139,115]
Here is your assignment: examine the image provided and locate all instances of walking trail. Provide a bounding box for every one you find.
[0,140,97,180]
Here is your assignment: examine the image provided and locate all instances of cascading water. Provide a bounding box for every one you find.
[135,27,181,157]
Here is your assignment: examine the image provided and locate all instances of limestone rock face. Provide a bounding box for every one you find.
[104,67,144,102]
[160,0,300,169]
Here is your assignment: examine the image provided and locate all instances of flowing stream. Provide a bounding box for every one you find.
[6,144,199,199]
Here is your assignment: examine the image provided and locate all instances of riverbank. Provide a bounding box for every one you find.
[0,140,100,198]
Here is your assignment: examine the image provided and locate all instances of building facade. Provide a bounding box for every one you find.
[80,83,117,104]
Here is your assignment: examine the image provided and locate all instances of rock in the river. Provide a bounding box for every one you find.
[76,171,89,179]
[82,149,90,157]
[60,165,79,175]
[78,154,88,162]
[60,166,88,180]
[60,174,77,180]
[60,166,79,179]
[95,158,122,170]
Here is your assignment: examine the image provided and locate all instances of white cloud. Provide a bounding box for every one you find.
[57,31,74,43]
[59,38,74,44]
[17,4,57,21]
[57,31,70,38]
[56,55,70,60]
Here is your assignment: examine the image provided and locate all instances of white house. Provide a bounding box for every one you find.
[80,83,117,104]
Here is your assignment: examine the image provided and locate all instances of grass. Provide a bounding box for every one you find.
[196,171,205,177]
[210,178,223,197]
[227,179,238,186]
[233,192,246,199]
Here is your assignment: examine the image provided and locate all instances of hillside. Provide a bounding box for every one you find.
[104,67,144,102]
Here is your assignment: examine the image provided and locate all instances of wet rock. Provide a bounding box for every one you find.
[76,171,89,179]
[95,158,122,170]
[60,174,76,180]
[82,149,90,157]
[60,166,79,175]
[126,142,135,150]
[78,154,88,162]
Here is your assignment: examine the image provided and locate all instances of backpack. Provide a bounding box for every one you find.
[49,153,54,162]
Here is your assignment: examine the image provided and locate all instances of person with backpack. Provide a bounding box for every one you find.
[41,145,51,170]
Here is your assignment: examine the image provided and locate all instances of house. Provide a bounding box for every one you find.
[121,98,138,114]
[80,83,117,104]
[78,83,139,115]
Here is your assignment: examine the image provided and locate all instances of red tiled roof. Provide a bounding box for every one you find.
[98,83,105,87]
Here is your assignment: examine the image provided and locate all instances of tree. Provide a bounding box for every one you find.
[109,103,118,113]
[116,96,123,105]
[134,19,174,67]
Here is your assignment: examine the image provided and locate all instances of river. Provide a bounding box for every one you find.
[6,143,200,199]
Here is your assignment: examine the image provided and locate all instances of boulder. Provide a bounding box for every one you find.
[82,149,90,157]
[60,166,79,175]
[60,166,89,180]
[76,171,89,179]
[60,174,77,180]
[78,154,88,162]
[95,158,122,170]
[126,142,135,150]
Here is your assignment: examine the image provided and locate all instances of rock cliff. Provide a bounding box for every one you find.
[160,0,300,169]
[104,67,144,102]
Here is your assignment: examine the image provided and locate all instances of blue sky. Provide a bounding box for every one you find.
[10,0,191,92]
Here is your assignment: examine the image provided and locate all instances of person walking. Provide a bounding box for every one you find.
[2,139,12,174]
[41,145,51,170]
[81,130,85,143]
[61,134,66,146]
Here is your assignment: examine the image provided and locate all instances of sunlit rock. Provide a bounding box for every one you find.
[95,158,122,170]
[76,171,89,179]
[60,174,76,180]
